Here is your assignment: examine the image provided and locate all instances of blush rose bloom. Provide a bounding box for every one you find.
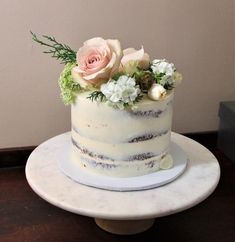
[120,47,150,74]
[72,37,122,87]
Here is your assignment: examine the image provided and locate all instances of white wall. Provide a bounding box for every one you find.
[0,0,234,148]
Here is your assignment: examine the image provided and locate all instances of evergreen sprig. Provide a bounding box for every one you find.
[134,93,144,103]
[87,91,106,102]
[31,31,76,64]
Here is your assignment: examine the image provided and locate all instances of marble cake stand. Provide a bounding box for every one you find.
[25,132,220,235]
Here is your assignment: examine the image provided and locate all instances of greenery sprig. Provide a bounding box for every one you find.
[31,31,76,64]
[87,90,144,109]
[87,91,106,102]
[133,93,144,103]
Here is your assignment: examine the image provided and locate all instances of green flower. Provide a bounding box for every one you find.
[59,63,81,105]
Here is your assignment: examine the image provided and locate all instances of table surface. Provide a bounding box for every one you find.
[25,132,220,220]
[0,136,235,242]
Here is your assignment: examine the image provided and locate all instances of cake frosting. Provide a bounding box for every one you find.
[71,91,174,177]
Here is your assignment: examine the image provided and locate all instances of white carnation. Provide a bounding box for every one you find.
[100,75,140,108]
[151,59,175,76]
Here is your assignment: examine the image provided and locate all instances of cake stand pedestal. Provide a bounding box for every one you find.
[94,218,155,234]
[25,132,220,235]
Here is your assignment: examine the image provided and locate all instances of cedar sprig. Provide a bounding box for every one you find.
[134,93,144,103]
[87,91,106,102]
[31,31,76,64]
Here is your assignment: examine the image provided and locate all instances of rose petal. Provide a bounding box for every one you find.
[77,45,109,66]
[83,37,109,48]
[75,37,122,86]
[121,47,144,65]
[123,48,136,55]
[77,48,110,75]
[83,54,115,81]
[83,43,121,82]
[72,67,90,89]
[106,39,122,75]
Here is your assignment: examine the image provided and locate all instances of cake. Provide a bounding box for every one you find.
[31,33,182,177]
[71,91,174,177]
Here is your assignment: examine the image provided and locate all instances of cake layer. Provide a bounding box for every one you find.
[71,145,168,177]
[71,91,173,143]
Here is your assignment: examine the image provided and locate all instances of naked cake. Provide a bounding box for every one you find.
[31,33,182,177]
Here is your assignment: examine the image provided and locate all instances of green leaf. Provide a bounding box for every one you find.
[111,72,125,81]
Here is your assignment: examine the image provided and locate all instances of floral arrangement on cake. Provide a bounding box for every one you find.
[31,32,182,109]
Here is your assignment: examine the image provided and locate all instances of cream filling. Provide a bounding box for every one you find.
[71,129,171,160]
[71,145,168,177]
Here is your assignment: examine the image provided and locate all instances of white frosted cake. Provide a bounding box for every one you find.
[71,91,174,177]
[32,33,182,178]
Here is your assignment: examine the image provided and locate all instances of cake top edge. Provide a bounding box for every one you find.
[31,33,182,110]
[74,89,174,108]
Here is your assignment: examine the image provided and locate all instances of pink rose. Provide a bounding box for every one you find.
[121,47,150,71]
[73,37,122,86]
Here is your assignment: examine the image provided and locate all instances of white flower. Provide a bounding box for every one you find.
[100,75,140,108]
[160,75,174,87]
[148,83,166,101]
[151,59,175,76]
[159,71,182,88]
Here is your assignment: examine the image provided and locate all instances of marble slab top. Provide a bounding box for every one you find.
[25,132,220,220]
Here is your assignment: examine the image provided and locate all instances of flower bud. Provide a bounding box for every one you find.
[148,83,166,100]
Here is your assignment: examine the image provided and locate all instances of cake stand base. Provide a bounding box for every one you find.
[26,132,220,236]
[95,218,155,235]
